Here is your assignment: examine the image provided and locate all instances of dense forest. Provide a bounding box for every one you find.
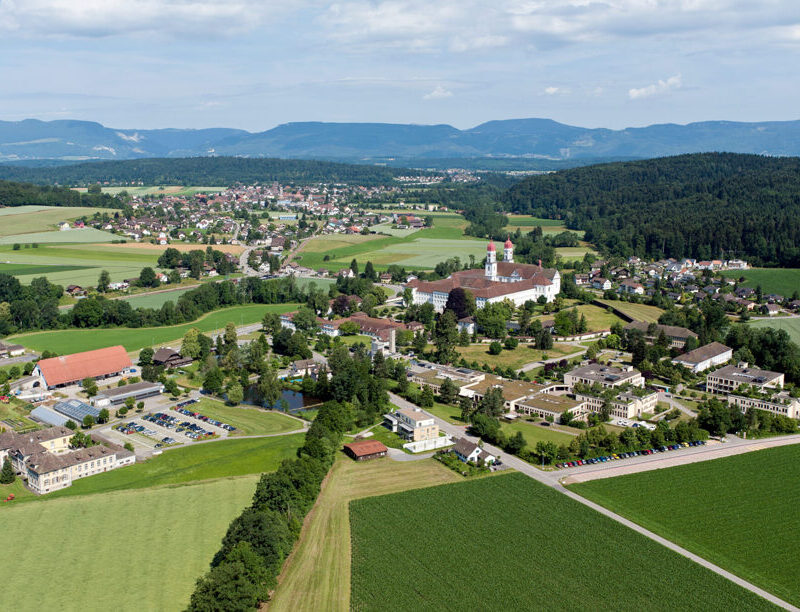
[0,157,430,187]
[505,153,800,266]
[0,179,120,208]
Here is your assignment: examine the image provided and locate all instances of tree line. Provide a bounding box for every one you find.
[0,179,120,208]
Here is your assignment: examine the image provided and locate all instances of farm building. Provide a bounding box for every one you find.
[53,399,100,422]
[152,348,193,369]
[343,440,388,461]
[33,346,133,389]
[93,381,164,407]
[29,406,70,427]
[0,342,25,358]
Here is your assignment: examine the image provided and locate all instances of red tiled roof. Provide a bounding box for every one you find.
[37,346,132,387]
[344,440,388,457]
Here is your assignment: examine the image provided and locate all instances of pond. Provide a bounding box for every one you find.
[244,386,320,413]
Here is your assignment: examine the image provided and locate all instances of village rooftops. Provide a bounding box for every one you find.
[0,426,73,452]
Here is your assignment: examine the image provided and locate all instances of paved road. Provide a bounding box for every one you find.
[0,353,37,367]
[388,391,799,610]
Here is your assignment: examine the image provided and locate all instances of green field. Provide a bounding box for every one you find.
[570,444,800,607]
[350,473,772,610]
[9,302,299,354]
[500,419,575,447]
[82,185,227,197]
[0,262,90,276]
[749,317,800,344]
[119,286,198,309]
[0,242,160,287]
[456,342,580,369]
[0,476,257,611]
[596,299,665,323]
[2,433,303,506]
[721,268,800,296]
[0,228,119,245]
[0,205,117,237]
[539,303,625,333]
[185,399,302,436]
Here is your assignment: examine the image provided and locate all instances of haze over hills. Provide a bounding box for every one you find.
[2,117,800,163]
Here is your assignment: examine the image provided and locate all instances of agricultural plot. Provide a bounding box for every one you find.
[0,205,115,237]
[0,399,40,432]
[119,286,197,309]
[75,185,227,197]
[270,457,459,612]
[721,268,800,296]
[0,227,119,245]
[749,317,800,345]
[570,444,800,607]
[556,243,598,261]
[0,476,258,612]
[8,303,299,353]
[350,473,774,611]
[181,399,302,436]
[0,262,90,276]
[596,299,665,323]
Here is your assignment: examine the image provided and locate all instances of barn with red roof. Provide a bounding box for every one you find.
[33,346,133,389]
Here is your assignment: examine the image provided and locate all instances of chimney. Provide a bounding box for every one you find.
[538,259,542,268]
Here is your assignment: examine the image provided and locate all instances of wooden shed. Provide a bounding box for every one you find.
[343,440,388,461]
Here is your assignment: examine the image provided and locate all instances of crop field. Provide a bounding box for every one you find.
[270,457,459,612]
[556,243,598,261]
[0,262,90,276]
[749,317,800,344]
[500,419,575,447]
[721,268,800,295]
[73,185,227,197]
[596,299,665,323]
[110,241,245,255]
[0,205,115,238]
[186,399,302,436]
[506,215,564,227]
[8,303,299,353]
[119,286,198,309]
[350,473,774,611]
[0,399,40,432]
[0,227,119,245]
[0,476,257,611]
[570,444,800,607]
[456,342,580,369]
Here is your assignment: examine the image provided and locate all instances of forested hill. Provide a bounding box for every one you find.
[0,157,425,187]
[505,153,800,267]
[0,180,119,208]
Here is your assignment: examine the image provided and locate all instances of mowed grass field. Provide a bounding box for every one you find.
[456,342,580,369]
[9,303,299,353]
[538,303,626,332]
[500,419,576,447]
[0,476,258,612]
[596,299,665,323]
[0,227,119,245]
[269,457,460,612]
[721,268,800,295]
[749,317,800,345]
[187,399,302,436]
[570,444,800,607]
[0,205,115,237]
[350,473,775,611]
[119,286,198,309]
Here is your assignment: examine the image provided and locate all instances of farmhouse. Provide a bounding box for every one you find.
[407,240,560,312]
[624,321,698,350]
[452,437,496,465]
[706,363,784,395]
[343,440,388,461]
[563,363,644,390]
[383,408,439,442]
[0,342,25,358]
[672,342,732,373]
[33,346,133,389]
[152,348,193,368]
[93,381,164,407]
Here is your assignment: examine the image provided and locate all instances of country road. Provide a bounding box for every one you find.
[387,391,800,610]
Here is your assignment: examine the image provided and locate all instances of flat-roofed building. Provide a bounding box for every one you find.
[726,392,800,420]
[93,381,164,407]
[672,342,732,373]
[706,363,784,395]
[624,321,698,349]
[460,375,556,411]
[564,363,644,390]
[574,390,659,420]
[383,408,438,442]
[513,393,586,420]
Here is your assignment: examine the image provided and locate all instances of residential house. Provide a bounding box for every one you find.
[452,437,496,465]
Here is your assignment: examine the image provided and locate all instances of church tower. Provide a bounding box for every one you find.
[504,237,514,263]
[485,241,497,280]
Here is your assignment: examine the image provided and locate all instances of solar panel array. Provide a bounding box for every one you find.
[53,399,100,421]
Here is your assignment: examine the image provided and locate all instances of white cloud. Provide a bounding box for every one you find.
[628,74,683,99]
[544,86,570,95]
[423,85,453,100]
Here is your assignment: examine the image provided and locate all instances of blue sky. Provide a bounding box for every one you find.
[1,1,798,131]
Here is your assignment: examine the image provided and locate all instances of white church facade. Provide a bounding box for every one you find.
[406,239,560,312]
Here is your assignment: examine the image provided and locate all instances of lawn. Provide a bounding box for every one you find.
[350,473,774,611]
[570,444,800,607]
[456,342,580,369]
[543,303,626,332]
[749,316,800,345]
[596,299,665,323]
[425,400,464,424]
[269,456,459,612]
[2,434,303,507]
[721,268,800,296]
[9,303,299,353]
[119,286,197,309]
[0,476,258,612]
[500,419,575,448]
[187,398,302,436]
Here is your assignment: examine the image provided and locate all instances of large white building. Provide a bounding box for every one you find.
[406,239,560,312]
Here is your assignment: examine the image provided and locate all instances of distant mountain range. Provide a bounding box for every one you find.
[2,117,800,163]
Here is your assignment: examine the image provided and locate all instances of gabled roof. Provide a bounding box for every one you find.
[37,346,132,387]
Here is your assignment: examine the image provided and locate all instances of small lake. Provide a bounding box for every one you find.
[244,386,320,413]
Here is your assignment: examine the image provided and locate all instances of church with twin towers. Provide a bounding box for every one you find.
[406,238,561,312]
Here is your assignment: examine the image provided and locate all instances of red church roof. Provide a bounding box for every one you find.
[505,237,513,248]
[37,346,132,387]
[487,241,496,252]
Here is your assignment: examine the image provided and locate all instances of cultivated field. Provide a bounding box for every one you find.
[0,227,118,245]
[350,473,774,611]
[0,476,257,611]
[596,299,665,323]
[73,185,227,197]
[119,286,198,309]
[270,457,459,611]
[184,399,302,436]
[8,303,299,353]
[456,342,580,369]
[721,267,800,295]
[570,444,800,607]
[749,316,800,344]
[0,205,115,238]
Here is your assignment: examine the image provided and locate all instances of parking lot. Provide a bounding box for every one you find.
[556,440,707,469]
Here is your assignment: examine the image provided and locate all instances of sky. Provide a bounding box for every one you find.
[1,0,799,131]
